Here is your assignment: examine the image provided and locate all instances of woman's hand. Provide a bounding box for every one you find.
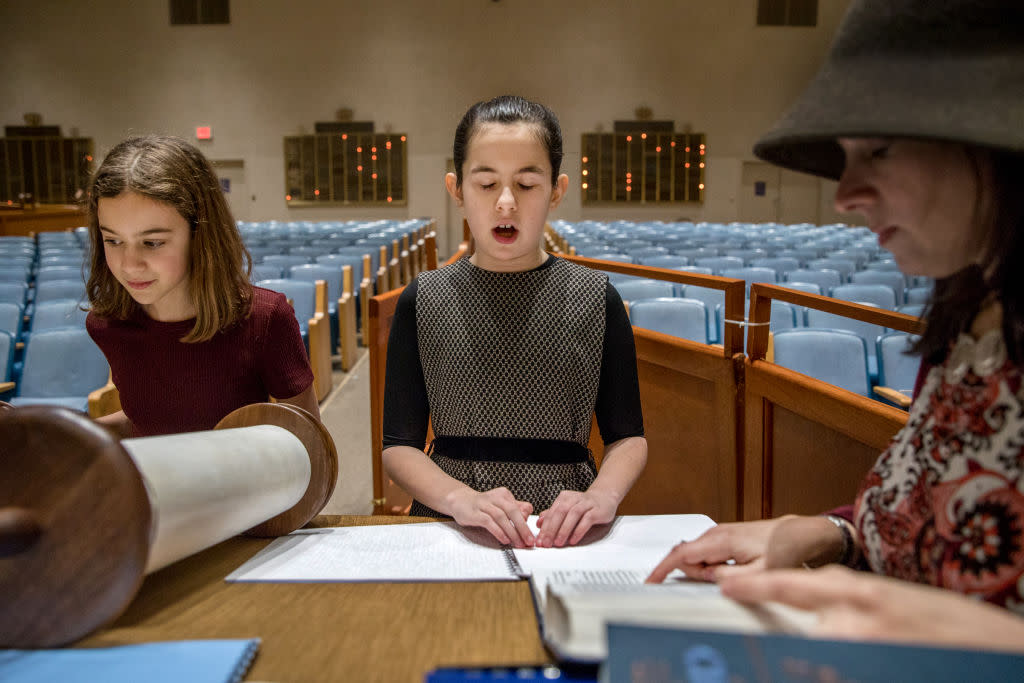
[719,565,1024,653]
[446,486,535,548]
[646,515,845,583]
[536,489,619,547]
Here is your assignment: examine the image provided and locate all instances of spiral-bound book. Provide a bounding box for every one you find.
[0,639,260,683]
[226,515,715,586]
[226,521,526,582]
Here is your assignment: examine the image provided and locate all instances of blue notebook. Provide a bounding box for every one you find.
[604,624,1024,682]
[0,638,259,683]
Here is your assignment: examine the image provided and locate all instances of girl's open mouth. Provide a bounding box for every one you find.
[493,224,518,244]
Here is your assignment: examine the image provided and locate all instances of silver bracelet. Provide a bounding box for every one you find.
[823,514,857,566]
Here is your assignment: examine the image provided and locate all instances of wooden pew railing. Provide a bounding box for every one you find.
[368,235,466,514]
[741,283,924,519]
[365,237,924,522]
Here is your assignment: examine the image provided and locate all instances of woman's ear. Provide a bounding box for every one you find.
[549,173,570,209]
[444,173,463,206]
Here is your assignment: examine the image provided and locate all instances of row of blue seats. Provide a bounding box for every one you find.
[0,325,108,413]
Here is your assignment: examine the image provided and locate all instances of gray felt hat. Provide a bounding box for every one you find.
[753,0,1024,180]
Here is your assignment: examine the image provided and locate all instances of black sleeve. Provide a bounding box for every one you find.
[382,278,430,450]
[594,281,645,444]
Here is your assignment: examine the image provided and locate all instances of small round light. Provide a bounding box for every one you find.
[626,135,632,142]
[582,156,588,163]
[285,194,292,201]
[641,133,647,140]
[387,196,393,202]
[314,189,320,196]
[357,165,363,172]
[582,169,588,176]
[699,183,705,190]
[581,182,588,189]
[372,173,378,179]
[342,134,348,140]
[401,136,407,142]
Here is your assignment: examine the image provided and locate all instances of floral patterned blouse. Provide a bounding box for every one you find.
[855,329,1024,614]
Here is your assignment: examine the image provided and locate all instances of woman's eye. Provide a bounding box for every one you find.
[518,184,536,191]
[144,241,164,249]
[870,143,891,160]
[480,183,495,190]
[102,238,121,246]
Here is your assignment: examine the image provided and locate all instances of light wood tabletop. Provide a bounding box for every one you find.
[77,515,552,683]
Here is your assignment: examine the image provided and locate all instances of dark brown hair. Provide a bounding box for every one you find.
[913,148,1024,364]
[452,95,563,188]
[86,135,252,342]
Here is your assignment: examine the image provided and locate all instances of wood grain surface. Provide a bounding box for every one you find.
[78,516,550,683]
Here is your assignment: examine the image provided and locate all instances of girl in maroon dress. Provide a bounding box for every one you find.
[85,135,318,437]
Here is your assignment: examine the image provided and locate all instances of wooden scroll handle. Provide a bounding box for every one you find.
[215,402,338,537]
[0,402,338,648]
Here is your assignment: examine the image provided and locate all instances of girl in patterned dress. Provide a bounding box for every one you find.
[649,0,1024,652]
[382,96,647,549]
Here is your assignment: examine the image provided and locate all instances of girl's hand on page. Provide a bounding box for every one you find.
[535,490,618,547]
[446,486,535,548]
[719,565,1024,653]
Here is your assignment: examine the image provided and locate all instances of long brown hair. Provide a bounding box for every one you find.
[86,135,252,342]
[913,148,1024,364]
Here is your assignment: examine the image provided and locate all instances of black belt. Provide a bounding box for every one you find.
[430,436,589,464]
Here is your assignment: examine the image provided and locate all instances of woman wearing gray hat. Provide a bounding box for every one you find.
[648,0,1024,650]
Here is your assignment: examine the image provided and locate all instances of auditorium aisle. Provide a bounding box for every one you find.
[318,349,374,515]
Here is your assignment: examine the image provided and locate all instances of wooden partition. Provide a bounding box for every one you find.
[0,206,85,236]
[368,236,467,514]
[560,255,747,522]
[742,283,926,519]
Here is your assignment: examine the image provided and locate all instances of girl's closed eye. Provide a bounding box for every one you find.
[480,182,496,190]
[518,183,536,190]
[144,240,165,248]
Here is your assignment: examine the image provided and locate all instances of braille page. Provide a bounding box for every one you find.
[225,522,519,582]
[512,513,717,610]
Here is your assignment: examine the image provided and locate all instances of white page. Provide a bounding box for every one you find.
[513,514,716,609]
[226,522,518,582]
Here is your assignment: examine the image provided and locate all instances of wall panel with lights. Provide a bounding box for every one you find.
[283,133,407,207]
[580,133,705,205]
[0,137,93,206]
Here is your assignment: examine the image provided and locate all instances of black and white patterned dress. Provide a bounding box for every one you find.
[382,254,644,516]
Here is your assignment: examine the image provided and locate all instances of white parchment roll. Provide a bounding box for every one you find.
[121,425,311,572]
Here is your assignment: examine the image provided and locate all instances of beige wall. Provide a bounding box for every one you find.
[0,0,854,255]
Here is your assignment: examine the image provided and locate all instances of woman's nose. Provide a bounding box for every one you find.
[833,163,874,215]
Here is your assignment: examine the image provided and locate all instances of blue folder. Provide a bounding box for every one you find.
[604,624,1024,682]
[0,638,259,683]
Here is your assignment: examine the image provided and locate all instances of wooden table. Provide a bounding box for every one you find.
[77,515,551,683]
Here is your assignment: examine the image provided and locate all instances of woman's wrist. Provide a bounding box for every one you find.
[821,514,861,567]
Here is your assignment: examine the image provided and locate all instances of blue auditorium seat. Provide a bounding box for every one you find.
[772,328,871,397]
[9,327,109,412]
[629,297,709,344]
[614,279,676,303]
